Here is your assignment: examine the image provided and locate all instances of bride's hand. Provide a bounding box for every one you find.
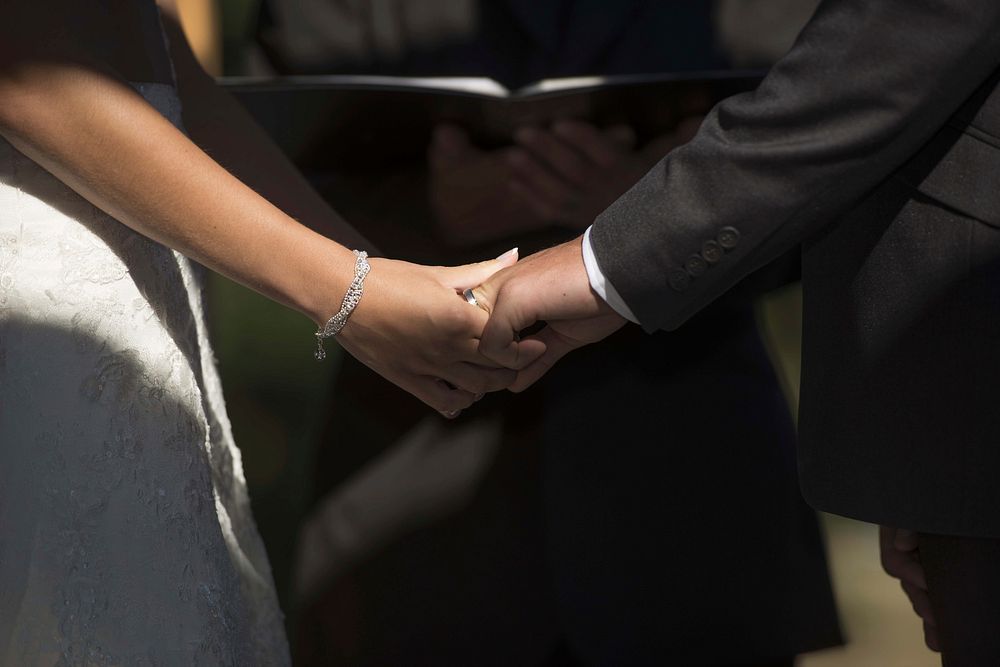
[334,248,532,417]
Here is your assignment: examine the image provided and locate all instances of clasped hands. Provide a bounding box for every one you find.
[472,237,627,391]
[338,117,679,418]
[336,238,624,419]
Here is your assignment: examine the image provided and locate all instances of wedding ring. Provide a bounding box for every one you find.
[463,288,479,307]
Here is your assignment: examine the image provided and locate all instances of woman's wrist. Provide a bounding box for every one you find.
[313,250,370,359]
[285,237,361,327]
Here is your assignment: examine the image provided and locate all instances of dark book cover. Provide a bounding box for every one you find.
[223,71,764,168]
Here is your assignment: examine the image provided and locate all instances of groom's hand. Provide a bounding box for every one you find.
[474,237,627,392]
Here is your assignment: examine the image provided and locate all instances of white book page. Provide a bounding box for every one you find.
[517,75,610,96]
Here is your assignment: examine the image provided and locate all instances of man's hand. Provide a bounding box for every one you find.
[473,237,627,392]
[880,525,939,652]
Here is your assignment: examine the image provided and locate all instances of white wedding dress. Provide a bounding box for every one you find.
[0,81,291,665]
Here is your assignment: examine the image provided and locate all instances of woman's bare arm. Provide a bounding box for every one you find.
[0,1,525,414]
[157,0,373,252]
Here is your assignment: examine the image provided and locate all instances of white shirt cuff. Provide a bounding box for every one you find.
[582,226,639,324]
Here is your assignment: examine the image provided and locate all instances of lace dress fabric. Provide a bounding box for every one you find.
[0,83,290,665]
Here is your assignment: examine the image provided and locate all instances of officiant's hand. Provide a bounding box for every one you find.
[428,124,551,246]
[507,118,702,229]
[472,237,626,392]
[335,248,537,417]
[427,119,700,243]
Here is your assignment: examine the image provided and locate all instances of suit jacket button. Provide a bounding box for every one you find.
[701,240,722,264]
[685,254,708,277]
[718,226,741,249]
[667,268,690,292]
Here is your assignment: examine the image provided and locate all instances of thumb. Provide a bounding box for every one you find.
[441,247,519,290]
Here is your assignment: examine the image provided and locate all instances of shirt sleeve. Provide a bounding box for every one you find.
[582,226,639,324]
[589,0,1000,332]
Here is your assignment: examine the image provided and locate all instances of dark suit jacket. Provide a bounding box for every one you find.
[591,0,1000,537]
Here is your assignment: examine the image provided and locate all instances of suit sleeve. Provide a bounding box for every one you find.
[590,0,1000,332]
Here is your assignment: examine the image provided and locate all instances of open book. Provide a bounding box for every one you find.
[223,71,764,169]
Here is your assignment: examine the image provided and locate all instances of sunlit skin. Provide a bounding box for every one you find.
[0,0,537,416]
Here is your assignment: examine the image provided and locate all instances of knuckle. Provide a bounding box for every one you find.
[430,395,452,413]
[435,384,475,413]
[436,395,462,414]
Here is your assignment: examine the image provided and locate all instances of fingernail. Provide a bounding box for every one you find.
[441,409,461,419]
[496,247,519,261]
[474,392,485,402]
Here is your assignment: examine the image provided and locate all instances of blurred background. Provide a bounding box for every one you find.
[176,1,939,665]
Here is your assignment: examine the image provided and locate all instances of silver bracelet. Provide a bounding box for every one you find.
[314,250,370,360]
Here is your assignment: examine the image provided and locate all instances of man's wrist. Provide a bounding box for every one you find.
[582,226,639,324]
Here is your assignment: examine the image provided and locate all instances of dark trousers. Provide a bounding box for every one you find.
[921,534,1000,666]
